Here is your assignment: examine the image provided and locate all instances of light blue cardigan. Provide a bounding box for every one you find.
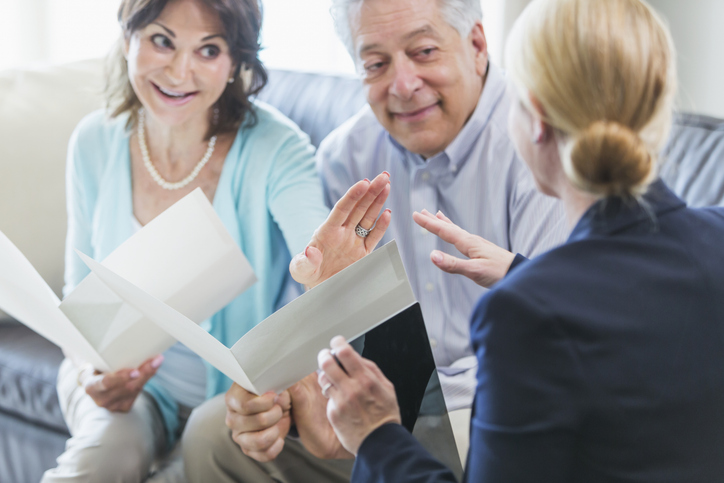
[64,102,330,444]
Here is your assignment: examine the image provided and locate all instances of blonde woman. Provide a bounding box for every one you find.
[314,0,724,481]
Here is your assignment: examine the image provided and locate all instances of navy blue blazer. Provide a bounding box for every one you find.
[353,180,724,483]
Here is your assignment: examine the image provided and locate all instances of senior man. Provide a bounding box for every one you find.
[183,0,566,481]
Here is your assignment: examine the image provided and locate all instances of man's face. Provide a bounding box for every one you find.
[351,0,488,158]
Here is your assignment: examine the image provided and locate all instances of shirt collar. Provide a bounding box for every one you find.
[387,62,507,173]
[444,62,507,172]
[568,179,687,242]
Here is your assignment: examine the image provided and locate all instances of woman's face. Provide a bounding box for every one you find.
[507,86,561,198]
[124,0,234,128]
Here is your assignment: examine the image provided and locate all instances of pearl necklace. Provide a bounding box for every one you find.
[137,109,217,190]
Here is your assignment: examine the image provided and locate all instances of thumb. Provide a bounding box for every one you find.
[289,246,323,285]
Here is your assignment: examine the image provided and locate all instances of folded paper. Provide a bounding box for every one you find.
[81,240,416,395]
[0,188,256,371]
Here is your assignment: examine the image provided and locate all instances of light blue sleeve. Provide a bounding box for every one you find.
[63,114,103,297]
[266,122,330,257]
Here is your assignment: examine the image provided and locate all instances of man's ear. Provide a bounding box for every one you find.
[469,21,488,77]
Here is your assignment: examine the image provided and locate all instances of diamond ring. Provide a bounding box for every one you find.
[355,224,372,238]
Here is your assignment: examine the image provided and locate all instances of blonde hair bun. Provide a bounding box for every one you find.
[568,121,654,197]
[505,0,677,199]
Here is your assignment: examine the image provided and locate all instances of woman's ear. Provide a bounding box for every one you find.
[122,35,131,60]
[528,93,553,144]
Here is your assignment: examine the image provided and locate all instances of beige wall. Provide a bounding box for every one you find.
[499,0,724,119]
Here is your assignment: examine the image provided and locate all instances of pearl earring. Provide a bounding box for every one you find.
[228,77,235,84]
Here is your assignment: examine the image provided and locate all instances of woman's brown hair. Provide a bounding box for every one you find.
[106,0,268,139]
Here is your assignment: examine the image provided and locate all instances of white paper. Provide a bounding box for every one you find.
[60,189,256,370]
[77,252,256,392]
[83,240,416,395]
[0,188,256,372]
[232,241,416,394]
[0,232,110,371]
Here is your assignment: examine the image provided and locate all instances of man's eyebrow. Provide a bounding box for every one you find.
[358,25,441,56]
[359,42,381,56]
[403,25,441,42]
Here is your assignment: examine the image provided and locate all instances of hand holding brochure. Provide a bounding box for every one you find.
[0,188,256,371]
[80,240,416,395]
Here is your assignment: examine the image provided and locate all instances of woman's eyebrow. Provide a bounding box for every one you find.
[201,34,226,41]
[152,22,175,37]
[150,22,224,42]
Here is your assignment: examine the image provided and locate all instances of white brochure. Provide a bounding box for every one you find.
[80,240,417,395]
[0,188,256,372]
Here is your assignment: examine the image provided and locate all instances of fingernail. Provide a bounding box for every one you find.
[151,355,164,369]
[304,246,310,258]
[130,370,140,379]
[385,208,392,214]
[364,178,370,183]
[431,251,444,263]
[437,210,443,216]
[383,171,390,178]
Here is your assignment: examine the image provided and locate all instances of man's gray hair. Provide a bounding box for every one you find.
[331,0,483,58]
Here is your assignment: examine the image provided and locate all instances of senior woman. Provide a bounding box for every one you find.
[317,0,724,481]
[41,0,391,481]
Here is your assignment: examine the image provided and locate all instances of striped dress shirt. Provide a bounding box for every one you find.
[317,63,568,410]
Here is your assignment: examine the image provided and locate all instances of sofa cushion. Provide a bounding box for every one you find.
[0,321,67,433]
[660,113,724,207]
[256,69,367,148]
[0,409,68,483]
[0,60,105,299]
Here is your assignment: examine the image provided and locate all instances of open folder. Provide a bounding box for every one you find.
[0,189,256,372]
[79,240,417,395]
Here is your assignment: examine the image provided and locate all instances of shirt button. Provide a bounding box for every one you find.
[451,165,458,173]
[421,172,431,181]
[425,282,435,292]
[430,338,438,349]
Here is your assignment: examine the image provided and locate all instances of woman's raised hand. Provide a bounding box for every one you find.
[79,355,164,413]
[413,209,515,288]
[290,172,391,289]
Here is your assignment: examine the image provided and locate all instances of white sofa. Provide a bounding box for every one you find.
[0,59,105,297]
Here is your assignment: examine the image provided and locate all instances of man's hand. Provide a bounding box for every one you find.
[287,373,353,460]
[290,172,391,289]
[81,354,164,413]
[224,383,292,462]
[413,209,515,288]
[317,336,401,456]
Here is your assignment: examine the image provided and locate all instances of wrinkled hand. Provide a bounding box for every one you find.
[290,173,391,289]
[287,373,353,460]
[413,209,515,288]
[225,383,292,462]
[81,354,164,413]
[317,336,401,456]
